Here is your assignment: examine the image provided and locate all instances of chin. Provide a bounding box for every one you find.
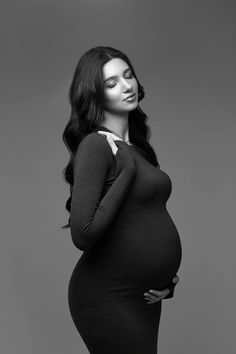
[127,102,138,111]
[128,105,138,112]
[122,101,138,110]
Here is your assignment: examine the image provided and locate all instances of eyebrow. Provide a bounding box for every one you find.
[104,67,131,83]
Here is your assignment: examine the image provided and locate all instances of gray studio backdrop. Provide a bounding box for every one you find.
[1,1,235,353]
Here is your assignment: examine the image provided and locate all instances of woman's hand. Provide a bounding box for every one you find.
[97,131,123,156]
[144,275,180,304]
[98,131,136,174]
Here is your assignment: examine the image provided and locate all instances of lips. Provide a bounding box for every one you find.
[124,93,135,101]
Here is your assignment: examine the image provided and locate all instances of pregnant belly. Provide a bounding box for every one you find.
[89,211,182,290]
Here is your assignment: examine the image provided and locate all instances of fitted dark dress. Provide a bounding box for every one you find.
[68,126,182,354]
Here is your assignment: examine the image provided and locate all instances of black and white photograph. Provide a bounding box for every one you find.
[1,1,235,353]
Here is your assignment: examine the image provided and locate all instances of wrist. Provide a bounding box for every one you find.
[165,288,170,296]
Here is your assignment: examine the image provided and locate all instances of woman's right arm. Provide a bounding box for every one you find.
[70,133,136,252]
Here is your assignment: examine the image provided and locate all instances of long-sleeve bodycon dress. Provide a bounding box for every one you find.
[68,126,182,354]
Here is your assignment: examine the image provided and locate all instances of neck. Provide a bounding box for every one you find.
[101,112,130,141]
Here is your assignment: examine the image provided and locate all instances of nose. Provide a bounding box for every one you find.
[121,78,132,91]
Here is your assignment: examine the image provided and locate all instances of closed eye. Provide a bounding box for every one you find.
[106,71,134,89]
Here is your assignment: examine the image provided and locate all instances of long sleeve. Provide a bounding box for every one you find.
[70,133,136,252]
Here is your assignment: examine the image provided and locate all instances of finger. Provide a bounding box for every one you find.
[97,131,113,140]
[145,293,162,301]
[146,300,154,304]
[98,132,117,155]
[144,293,156,300]
[97,131,108,136]
[146,296,162,303]
[98,131,123,141]
[144,291,160,298]
[149,289,168,300]
[106,135,118,155]
[145,298,158,304]
[149,289,163,296]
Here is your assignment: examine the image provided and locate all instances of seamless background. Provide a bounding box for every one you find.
[1,1,235,353]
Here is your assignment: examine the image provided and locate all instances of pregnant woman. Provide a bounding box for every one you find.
[62,46,182,354]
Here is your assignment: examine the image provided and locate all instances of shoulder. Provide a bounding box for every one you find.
[79,132,109,151]
[75,132,112,162]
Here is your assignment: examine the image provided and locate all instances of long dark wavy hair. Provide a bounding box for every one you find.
[62,46,159,229]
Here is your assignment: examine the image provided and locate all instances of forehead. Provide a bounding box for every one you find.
[102,58,130,78]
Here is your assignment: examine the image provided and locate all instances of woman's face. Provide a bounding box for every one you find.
[102,58,138,114]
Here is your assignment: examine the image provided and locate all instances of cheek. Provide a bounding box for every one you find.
[104,90,121,105]
[133,78,138,91]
